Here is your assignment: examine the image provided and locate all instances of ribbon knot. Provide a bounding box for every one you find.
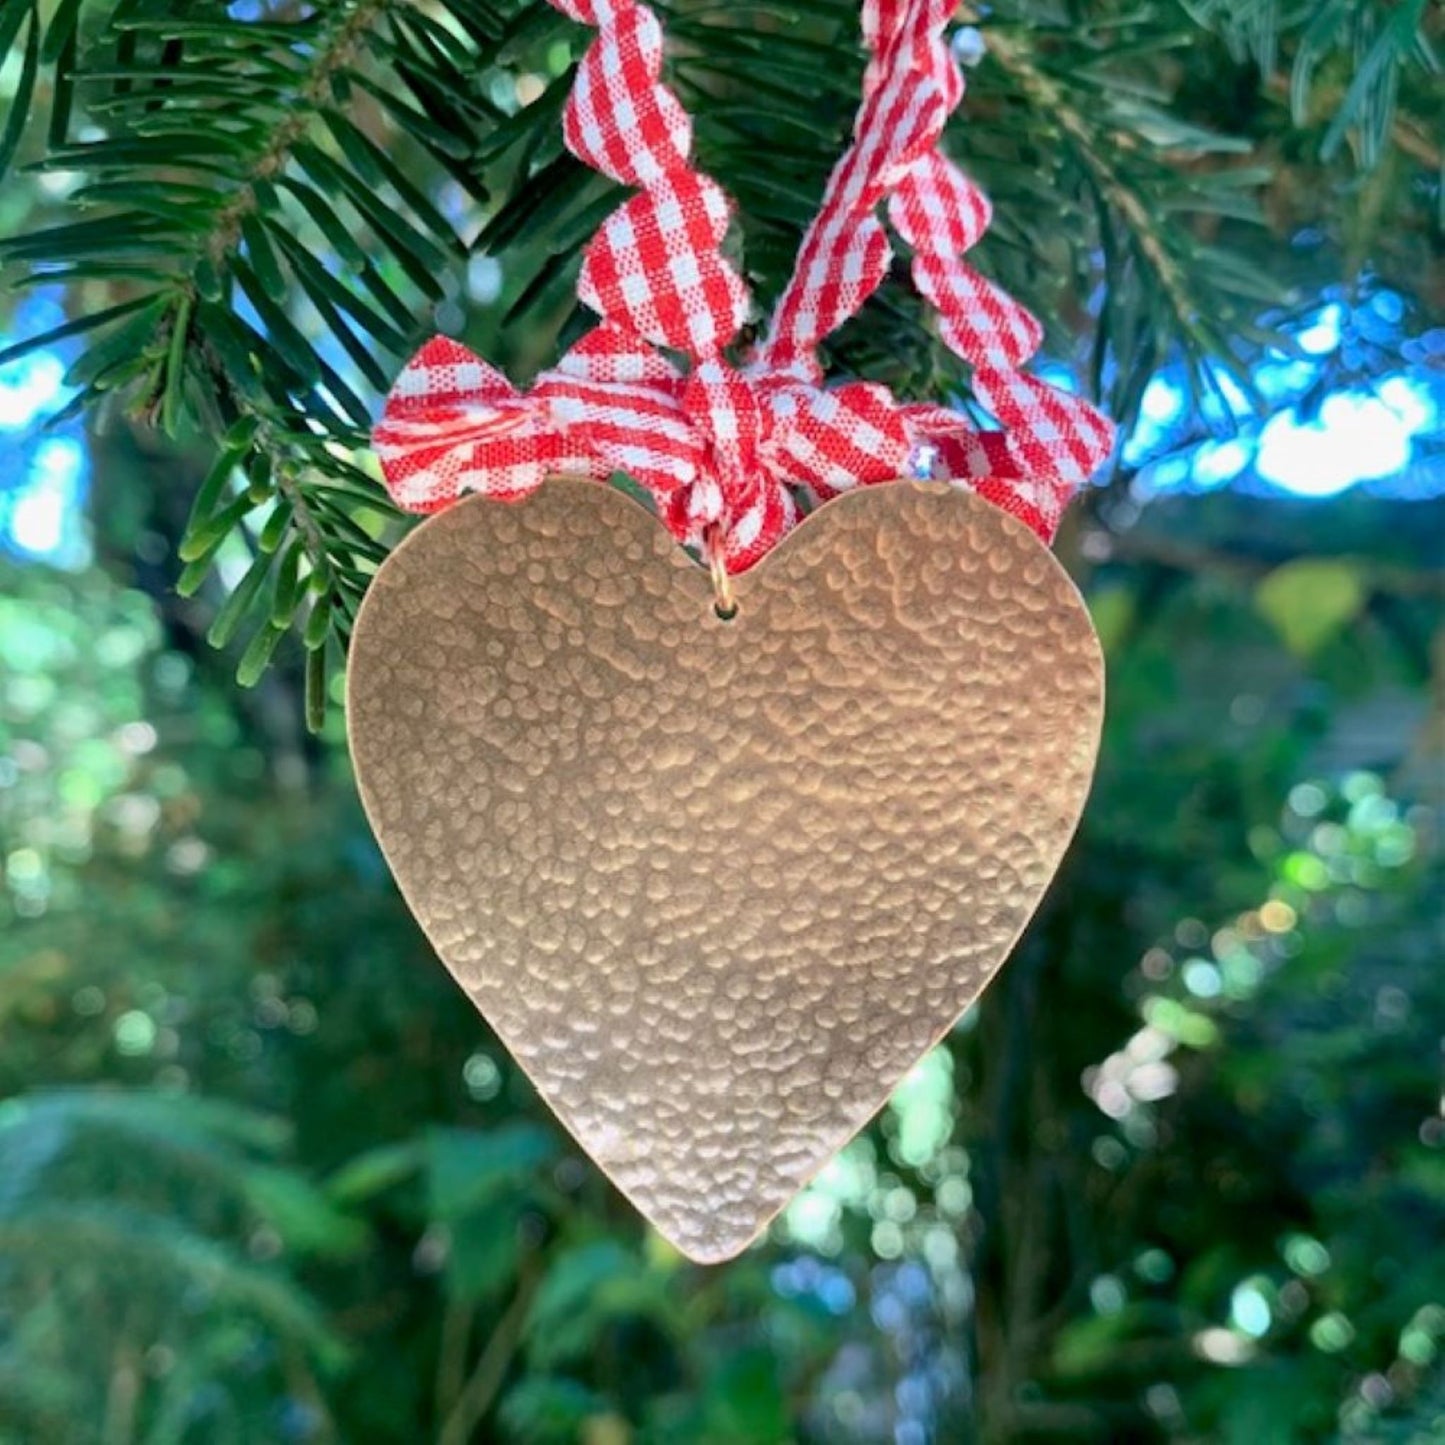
[374,334,925,572]
[680,361,768,525]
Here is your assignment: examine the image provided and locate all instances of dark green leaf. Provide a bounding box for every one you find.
[178,492,256,563]
[302,595,331,651]
[269,535,307,626]
[256,499,294,554]
[2,15,42,183]
[235,622,286,687]
[304,642,328,732]
[241,214,287,300]
[231,263,323,388]
[0,294,165,369]
[183,445,246,543]
[61,299,170,388]
[161,295,193,437]
[324,1140,425,1206]
[426,1126,558,1220]
[207,549,276,649]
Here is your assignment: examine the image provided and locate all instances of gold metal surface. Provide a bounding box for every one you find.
[347,478,1104,1263]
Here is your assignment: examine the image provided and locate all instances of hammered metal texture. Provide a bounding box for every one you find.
[347,479,1103,1262]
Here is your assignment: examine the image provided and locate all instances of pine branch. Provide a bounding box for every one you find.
[1,0,514,722]
[1187,0,1441,167]
[963,7,1285,429]
[204,1,393,262]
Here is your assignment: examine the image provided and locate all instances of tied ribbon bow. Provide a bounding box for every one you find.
[375,326,970,572]
[373,0,1115,569]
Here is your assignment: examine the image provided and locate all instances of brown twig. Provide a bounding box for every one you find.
[436,1267,541,1445]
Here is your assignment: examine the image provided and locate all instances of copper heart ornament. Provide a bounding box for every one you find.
[346,478,1103,1262]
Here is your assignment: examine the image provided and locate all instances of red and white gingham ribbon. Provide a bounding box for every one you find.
[373,0,1114,569]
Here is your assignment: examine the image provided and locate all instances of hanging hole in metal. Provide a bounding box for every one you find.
[705,525,738,622]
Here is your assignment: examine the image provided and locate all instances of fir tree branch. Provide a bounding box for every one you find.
[1,0,504,724]
[205,0,395,268]
[967,8,1271,423]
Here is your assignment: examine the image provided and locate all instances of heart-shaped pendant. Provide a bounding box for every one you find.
[347,478,1103,1262]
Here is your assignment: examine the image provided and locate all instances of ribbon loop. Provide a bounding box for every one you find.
[373,0,1115,567]
[565,6,692,186]
[579,173,749,356]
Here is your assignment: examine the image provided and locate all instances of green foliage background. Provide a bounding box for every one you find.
[3,482,1442,1444]
[0,0,1442,1441]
